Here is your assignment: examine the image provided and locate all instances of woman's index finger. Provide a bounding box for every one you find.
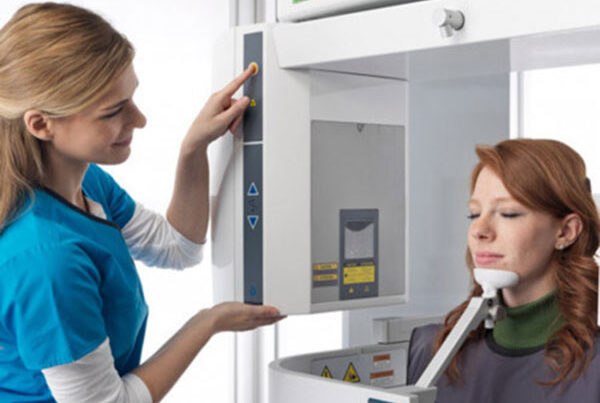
[223,65,257,96]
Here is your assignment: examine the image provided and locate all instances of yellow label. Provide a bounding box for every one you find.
[321,366,333,379]
[343,265,375,285]
[313,262,339,271]
[250,99,257,107]
[343,363,360,383]
[313,274,338,282]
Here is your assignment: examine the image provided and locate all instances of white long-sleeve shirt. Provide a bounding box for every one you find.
[42,199,204,403]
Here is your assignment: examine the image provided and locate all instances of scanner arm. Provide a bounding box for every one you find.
[415,295,502,388]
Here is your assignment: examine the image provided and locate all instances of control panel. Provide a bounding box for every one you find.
[243,32,263,304]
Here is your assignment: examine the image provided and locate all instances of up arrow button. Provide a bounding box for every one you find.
[247,182,259,196]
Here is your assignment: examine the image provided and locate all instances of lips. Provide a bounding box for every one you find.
[475,252,503,265]
[113,136,132,147]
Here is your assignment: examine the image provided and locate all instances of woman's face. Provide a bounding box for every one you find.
[47,63,146,165]
[467,166,561,304]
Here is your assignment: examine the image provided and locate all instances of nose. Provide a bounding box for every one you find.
[470,214,494,241]
[129,102,147,129]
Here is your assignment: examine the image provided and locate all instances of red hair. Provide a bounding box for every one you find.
[433,139,599,386]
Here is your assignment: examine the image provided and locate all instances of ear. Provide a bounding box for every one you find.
[555,213,583,250]
[23,110,53,141]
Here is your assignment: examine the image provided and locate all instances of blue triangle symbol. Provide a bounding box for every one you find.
[248,183,259,196]
[247,215,259,229]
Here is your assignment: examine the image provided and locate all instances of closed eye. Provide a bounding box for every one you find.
[101,107,124,119]
[501,213,521,218]
[467,213,480,220]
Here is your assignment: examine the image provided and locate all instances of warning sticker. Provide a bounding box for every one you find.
[313,274,338,282]
[313,262,338,271]
[370,370,394,380]
[321,366,333,379]
[343,362,360,383]
[312,262,339,287]
[343,265,375,285]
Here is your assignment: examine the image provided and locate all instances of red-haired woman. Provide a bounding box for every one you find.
[408,139,600,401]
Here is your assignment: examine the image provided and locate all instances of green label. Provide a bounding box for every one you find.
[293,0,310,3]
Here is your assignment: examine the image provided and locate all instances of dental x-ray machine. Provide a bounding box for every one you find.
[210,0,600,402]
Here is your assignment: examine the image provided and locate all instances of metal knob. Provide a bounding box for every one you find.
[433,8,465,38]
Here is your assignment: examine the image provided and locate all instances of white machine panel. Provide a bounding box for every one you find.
[277,0,425,22]
[274,0,600,75]
[270,343,437,403]
[211,25,411,315]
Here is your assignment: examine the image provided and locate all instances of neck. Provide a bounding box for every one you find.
[493,289,563,349]
[41,147,89,208]
[501,267,556,307]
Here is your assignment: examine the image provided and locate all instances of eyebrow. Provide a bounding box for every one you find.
[101,81,139,111]
[468,197,515,206]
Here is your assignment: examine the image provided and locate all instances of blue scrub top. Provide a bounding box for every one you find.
[0,164,148,402]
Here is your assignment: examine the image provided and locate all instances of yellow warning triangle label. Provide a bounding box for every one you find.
[250,99,257,107]
[321,366,332,379]
[343,362,360,383]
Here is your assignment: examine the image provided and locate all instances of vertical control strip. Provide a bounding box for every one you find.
[243,32,263,304]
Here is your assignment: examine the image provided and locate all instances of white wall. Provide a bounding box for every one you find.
[1,1,232,401]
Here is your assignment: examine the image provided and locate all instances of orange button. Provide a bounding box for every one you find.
[249,62,259,76]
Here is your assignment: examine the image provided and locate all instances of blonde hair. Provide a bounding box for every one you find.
[434,139,600,386]
[0,3,134,233]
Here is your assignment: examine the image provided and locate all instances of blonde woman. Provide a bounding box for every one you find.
[0,3,281,402]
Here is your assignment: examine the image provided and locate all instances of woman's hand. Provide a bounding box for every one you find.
[183,65,256,151]
[207,302,285,333]
[133,300,281,401]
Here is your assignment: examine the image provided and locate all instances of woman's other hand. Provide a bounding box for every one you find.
[207,302,285,333]
[183,65,256,151]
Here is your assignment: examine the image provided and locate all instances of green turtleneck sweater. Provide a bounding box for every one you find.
[493,290,565,349]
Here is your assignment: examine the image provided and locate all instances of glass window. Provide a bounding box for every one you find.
[522,64,600,191]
